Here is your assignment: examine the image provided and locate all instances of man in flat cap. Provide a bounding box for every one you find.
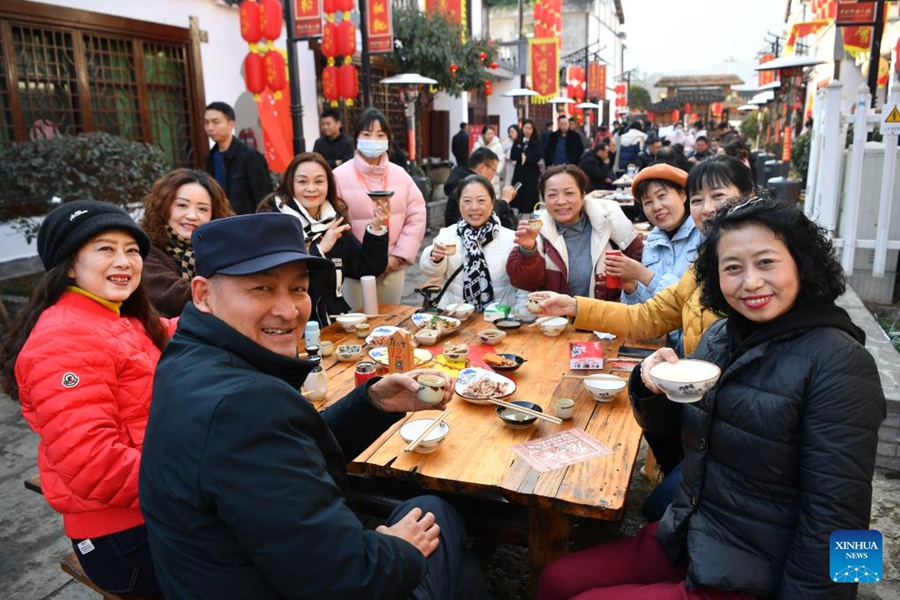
[139,213,485,599]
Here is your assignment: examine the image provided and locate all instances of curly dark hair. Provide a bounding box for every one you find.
[694,196,846,317]
[141,169,233,249]
[258,152,350,219]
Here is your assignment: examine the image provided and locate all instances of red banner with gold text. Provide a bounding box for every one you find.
[366,0,393,54]
[758,53,776,87]
[425,0,464,24]
[293,0,323,39]
[530,38,558,101]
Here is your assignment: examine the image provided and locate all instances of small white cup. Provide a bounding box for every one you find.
[416,375,446,404]
[555,397,575,419]
[526,295,543,314]
[444,242,457,256]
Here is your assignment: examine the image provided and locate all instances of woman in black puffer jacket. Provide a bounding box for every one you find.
[538,197,885,600]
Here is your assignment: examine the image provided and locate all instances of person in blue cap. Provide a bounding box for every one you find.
[139,212,486,600]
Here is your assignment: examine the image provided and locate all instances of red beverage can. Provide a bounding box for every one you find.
[605,249,622,289]
[355,361,378,386]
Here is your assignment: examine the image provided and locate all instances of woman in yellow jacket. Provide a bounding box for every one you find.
[533,156,755,356]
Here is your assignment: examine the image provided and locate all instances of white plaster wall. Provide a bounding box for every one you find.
[25,0,320,156]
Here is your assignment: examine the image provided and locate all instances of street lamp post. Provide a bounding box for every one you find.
[379,73,437,164]
[505,87,538,121]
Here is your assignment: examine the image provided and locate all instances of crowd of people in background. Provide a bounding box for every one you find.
[0,99,885,600]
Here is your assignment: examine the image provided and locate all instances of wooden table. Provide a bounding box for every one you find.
[312,305,648,585]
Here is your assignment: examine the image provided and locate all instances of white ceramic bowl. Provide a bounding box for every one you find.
[411,313,461,337]
[649,359,721,403]
[538,316,568,337]
[414,329,440,346]
[477,328,507,345]
[583,377,627,402]
[446,302,476,320]
[443,343,469,361]
[399,418,451,453]
[335,344,363,362]
[335,313,367,332]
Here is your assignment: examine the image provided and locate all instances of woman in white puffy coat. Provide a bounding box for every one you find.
[420,175,519,310]
[471,125,506,198]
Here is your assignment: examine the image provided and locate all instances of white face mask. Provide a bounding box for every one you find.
[357,139,389,159]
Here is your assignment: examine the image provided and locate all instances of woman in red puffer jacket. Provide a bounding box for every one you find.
[0,201,175,598]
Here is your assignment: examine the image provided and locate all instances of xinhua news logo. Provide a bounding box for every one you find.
[830,530,882,583]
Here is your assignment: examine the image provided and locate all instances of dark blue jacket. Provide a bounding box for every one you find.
[630,305,884,598]
[140,303,426,599]
[205,136,272,215]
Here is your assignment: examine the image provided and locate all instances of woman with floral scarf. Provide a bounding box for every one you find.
[140,169,234,317]
[420,175,520,310]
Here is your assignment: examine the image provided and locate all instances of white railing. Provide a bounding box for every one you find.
[805,81,900,279]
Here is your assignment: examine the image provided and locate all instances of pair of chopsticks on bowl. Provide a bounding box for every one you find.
[486,397,562,424]
[404,408,453,453]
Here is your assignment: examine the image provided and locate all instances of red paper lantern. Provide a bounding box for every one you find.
[711,102,723,116]
[323,65,340,104]
[323,0,337,13]
[259,0,284,40]
[244,52,266,99]
[264,50,287,98]
[671,109,680,122]
[336,20,356,57]
[338,63,358,103]
[555,16,562,32]
[479,52,487,61]
[335,0,354,12]
[449,63,458,75]
[534,3,545,24]
[683,102,692,114]
[240,1,262,45]
[489,61,498,69]
[484,79,493,97]
[322,21,338,58]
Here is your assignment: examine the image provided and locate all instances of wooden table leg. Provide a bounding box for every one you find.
[528,506,573,598]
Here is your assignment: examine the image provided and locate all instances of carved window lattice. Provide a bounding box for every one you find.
[0,18,198,167]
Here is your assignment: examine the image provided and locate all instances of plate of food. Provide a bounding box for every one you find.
[365,326,411,347]
[454,367,516,405]
[410,313,461,337]
[368,347,433,367]
[483,353,526,372]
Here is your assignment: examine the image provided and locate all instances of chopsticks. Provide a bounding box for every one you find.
[486,397,562,425]
[404,408,453,453]
[562,373,627,382]
[329,313,389,319]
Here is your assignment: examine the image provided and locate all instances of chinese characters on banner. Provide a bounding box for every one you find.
[530,38,559,101]
[758,53,776,87]
[425,0,465,25]
[836,0,878,25]
[366,0,393,53]
[293,0,323,38]
[587,63,606,100]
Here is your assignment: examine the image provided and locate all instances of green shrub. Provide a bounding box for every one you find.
[0,133,171,236]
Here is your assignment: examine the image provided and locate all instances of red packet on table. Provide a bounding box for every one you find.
[570,342,604,370]
[607,358,640,373]
[511,429,613,473]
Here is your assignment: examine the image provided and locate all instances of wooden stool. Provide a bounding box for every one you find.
[640,448,662,483]
[60,552,127,600]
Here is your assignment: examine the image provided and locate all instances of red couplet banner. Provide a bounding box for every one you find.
[530,38,559,99]
[366,0,394,54]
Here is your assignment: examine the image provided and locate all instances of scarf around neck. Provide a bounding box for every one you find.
[166,227,195,280]
[457,215,499,311]
[277,196,338,248]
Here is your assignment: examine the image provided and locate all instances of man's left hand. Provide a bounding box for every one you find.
[367,369,453,413]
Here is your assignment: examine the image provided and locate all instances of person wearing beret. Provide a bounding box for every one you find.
[139,213,486,599]
[0,200,177,597]
[608,163,701,354]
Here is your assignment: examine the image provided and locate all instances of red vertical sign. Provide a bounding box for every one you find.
[758,53,776,87]
[587,62,605,99]
[425,0,464,24]
[530,38,558,99]
[366,0,393,53]
[294,0,323,38]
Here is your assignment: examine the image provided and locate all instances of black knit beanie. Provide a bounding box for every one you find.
[37,200,151,270]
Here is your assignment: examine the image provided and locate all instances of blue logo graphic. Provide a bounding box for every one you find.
[830,530,882,583]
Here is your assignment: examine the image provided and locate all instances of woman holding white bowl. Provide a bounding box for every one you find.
[537,197,885,599]
[420,175,519,311]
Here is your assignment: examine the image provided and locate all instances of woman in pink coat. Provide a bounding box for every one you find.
[333,107,426,305]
